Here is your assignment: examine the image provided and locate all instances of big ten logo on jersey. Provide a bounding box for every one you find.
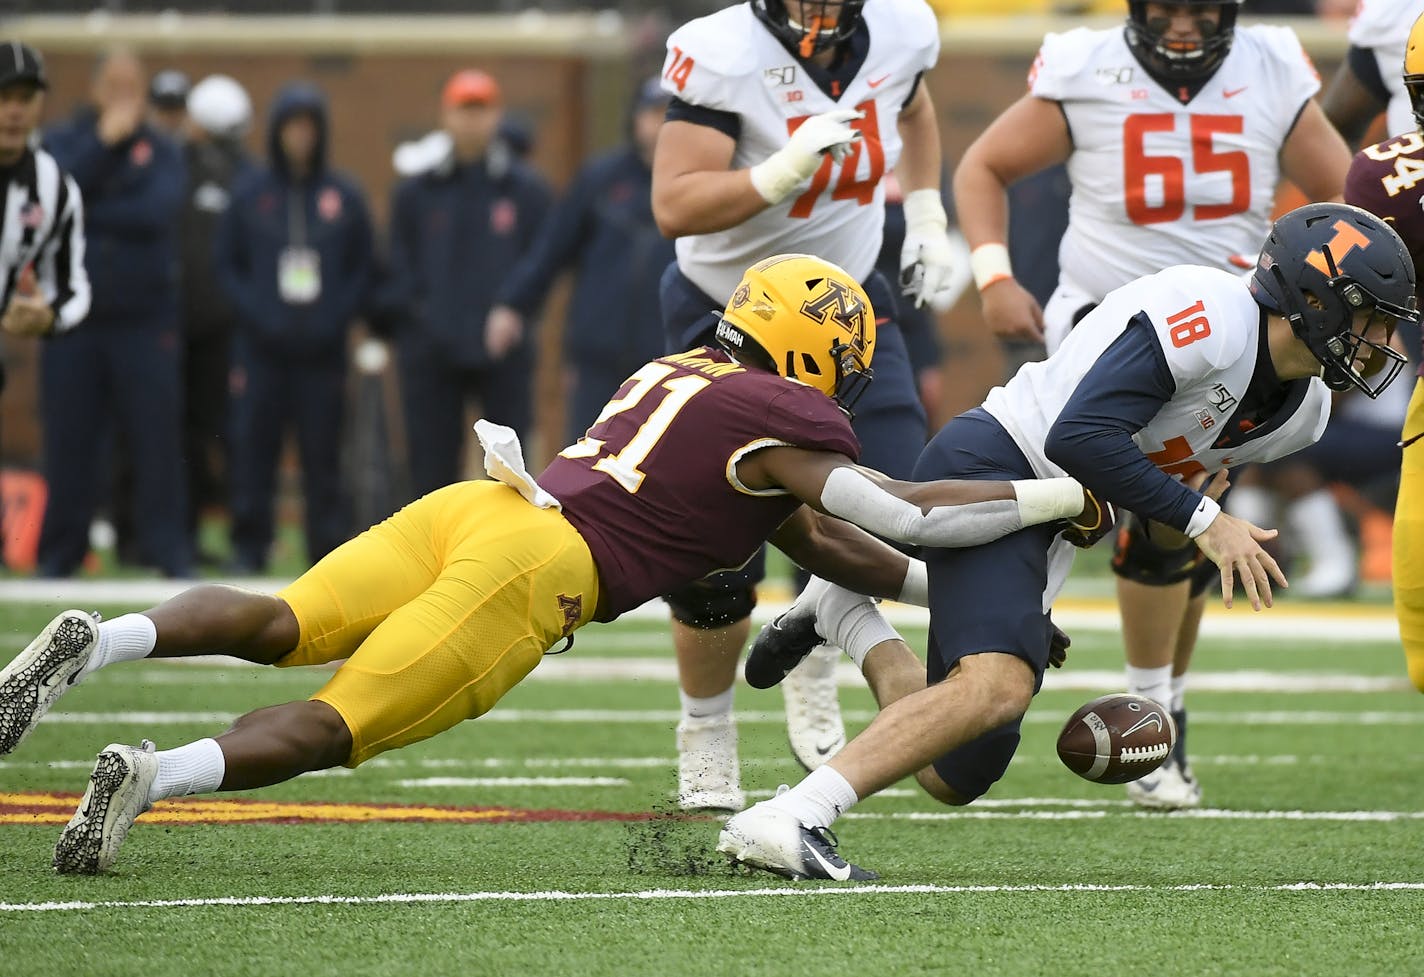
[785,102,884,219]
[1363,132,1424,199]
[664,46,695,93]
[1123,114,1248,225]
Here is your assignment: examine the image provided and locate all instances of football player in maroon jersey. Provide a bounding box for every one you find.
[0,254,1108,875]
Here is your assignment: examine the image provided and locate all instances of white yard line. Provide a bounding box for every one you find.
[83,660,1413,692]
[0,579,1403,641]
[392,777,629,788]
[3,881,1422,914]
[42,708,1424,726]
[843,809,1424,822]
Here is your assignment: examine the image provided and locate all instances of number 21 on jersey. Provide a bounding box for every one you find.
[560,363,709,493]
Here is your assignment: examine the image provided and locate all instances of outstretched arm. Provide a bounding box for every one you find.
[738,444,1099,549]
[770,507,916,600]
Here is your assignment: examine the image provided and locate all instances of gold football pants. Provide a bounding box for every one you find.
[276,480,599,765]
[1395,377,1424,693]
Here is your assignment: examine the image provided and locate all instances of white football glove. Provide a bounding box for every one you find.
[749,108,863,204]
[899,189,964,312]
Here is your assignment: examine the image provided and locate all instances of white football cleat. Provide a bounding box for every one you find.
[676,715,744,813]
[718,796,877,881]
[54,740,159,875]
[0,610,99,756]
[1126,756,1203,810]
[782,645,846,771]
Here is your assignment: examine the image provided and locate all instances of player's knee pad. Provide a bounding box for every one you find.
[665,580,758,630]
[1111,512,1204,587]
[928,724,1021,805]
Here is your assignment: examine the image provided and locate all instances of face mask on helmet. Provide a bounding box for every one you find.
[1251,204,1419,399]
[1405,10,1424,131]
[715,254,877,416]
[1125,1,1241,81]
[753,0,867,59]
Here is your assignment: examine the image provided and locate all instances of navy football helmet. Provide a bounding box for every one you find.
[753,0,866,58]
[1250,203,1418,398]
[1126,1,1242,81]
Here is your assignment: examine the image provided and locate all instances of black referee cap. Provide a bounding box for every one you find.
[0,41,47,90]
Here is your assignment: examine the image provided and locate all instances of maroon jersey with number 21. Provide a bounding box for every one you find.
[539,346,860,620]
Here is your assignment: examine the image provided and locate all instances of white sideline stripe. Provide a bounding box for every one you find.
[86,661,1411,692]
[88,661,1413,693]
[843,809,1424,823]
[393,777,628,788]
[43,708,1424,726]
[0,579,1402,641]
[3,881,1423,914]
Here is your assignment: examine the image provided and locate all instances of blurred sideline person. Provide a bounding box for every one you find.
[0,254,1105,875]
[41,49,190,579]
[952,0,1350,809]
[178,74,253,563]
[215,82,374,573]
[651,0,955,812]
[489,78,676,444]
[147,69,189,138]
[726,203,1417,880]
[0,41,90,562]
[1345,9,1424,692]
[387,69,551,497]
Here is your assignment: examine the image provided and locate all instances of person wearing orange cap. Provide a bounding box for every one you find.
[386,68,552,499]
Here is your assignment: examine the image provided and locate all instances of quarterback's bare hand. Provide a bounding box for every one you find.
[1194,510,1287,611]
[980,277,1044,343]
[485,305,524,361]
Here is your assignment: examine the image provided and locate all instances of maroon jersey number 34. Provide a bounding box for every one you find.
[538,346,861,620]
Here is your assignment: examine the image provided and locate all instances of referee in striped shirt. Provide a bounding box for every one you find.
[0,41,88,353]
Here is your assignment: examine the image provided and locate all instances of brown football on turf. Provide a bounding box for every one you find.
[1056,693,1176,784]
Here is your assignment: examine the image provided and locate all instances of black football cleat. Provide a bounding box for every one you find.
[745,610,824,690]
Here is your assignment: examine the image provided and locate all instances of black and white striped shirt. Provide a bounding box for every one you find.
[0,145,88,331]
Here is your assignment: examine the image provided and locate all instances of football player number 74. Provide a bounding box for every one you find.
[785,100,885,219]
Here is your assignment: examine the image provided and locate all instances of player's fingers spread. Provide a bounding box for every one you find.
[1249,525,1278,541]
[1239,557,1262,611]
[1219,564,1234,609]
[1250,557,1273,609]
[1261,549,1288,588]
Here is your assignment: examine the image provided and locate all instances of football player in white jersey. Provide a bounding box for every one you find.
[650,0,958,813]
[1322,0,1420,147]
[719,202,1416,881]
[950,0,1352,810]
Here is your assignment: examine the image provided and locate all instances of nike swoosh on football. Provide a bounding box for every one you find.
[866,74,891,88]
[1223,86,1247,98]
[804,839,852,881]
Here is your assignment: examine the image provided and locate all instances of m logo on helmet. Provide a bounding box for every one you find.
[799,278,868,353]
[1306,219,1371,278]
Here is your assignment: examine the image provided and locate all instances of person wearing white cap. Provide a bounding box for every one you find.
[177,74,255,563]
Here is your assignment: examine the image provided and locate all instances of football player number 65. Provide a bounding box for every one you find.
[1123,113,1249,225]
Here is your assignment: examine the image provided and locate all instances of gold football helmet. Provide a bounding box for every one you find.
[715,253,876,413]
[1407,10,1424,130]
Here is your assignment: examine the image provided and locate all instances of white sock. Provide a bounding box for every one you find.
[817,585,901,670]
[679,685,733,723]
[788,576,831,623]
[763,765,859,828]
[1170,674,1188,714]
[1126,663,1173,710]
[1011,477,1088,526]
[148,738,225,804]
[1286,490,1356,570]
[80,614,157,679]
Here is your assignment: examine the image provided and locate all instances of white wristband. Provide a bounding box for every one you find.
[970,243,1013,291]
[1185,495,1222,539]
[897,559,928,607]
[902,188,948,233]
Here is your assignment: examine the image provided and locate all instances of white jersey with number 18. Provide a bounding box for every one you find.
[661,0,939,302]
